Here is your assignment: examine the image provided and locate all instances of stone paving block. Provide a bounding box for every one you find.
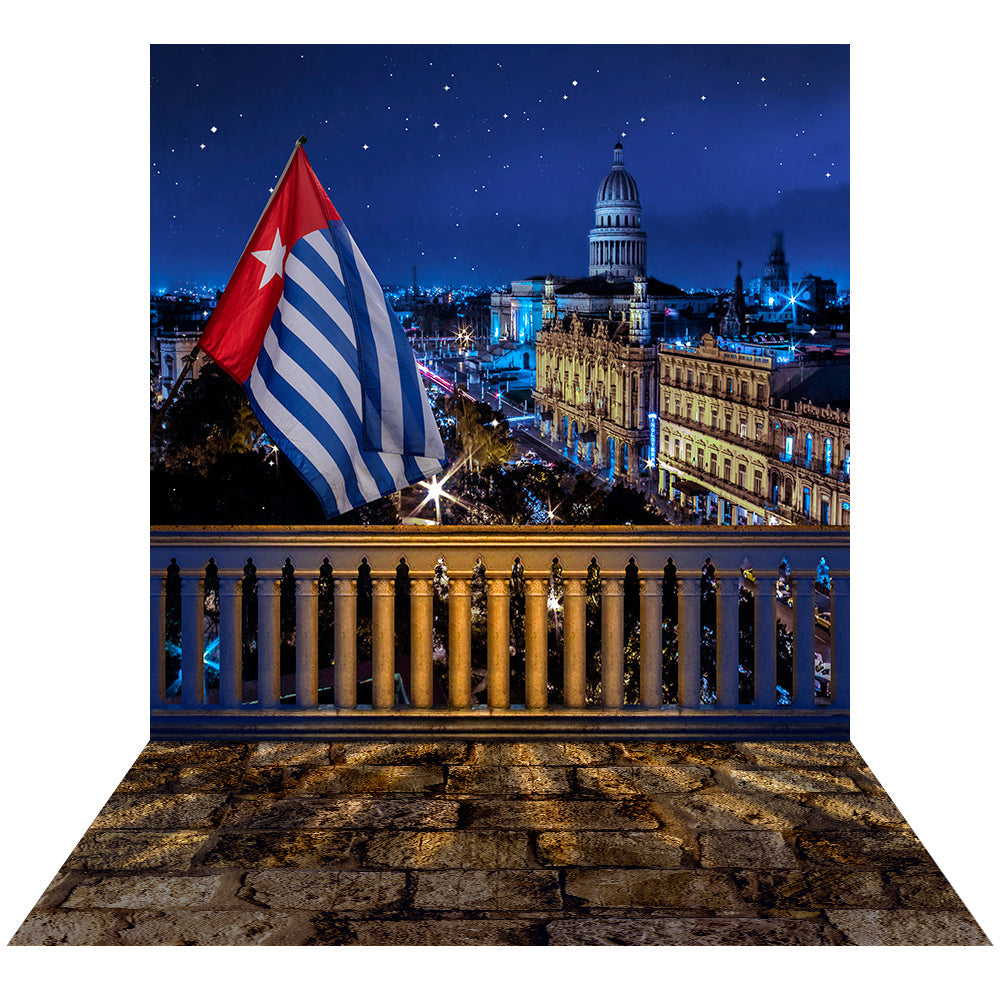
[574,765,712,798]
[468,799,659,831]
[564,870,742,910]
[649,786,811,833]
[889,871,966,909]
[699,830,799,869]
[133,742,250,768]
[287,765,445,796]
[445,765,572,798]
[347,918,546,945]
[825,908,990,946]
[614,742,753,767]
[734,742,864,768]
[170,766,287,794]
[740,870,891,909]
[64,830,211,872]
[90,793,229,830]
[63,875,227,909]
[545,915,839,945]
[796,830,933,868]
[10,910,130,946]
[725,769,859,795]
[364,831,536,869]
[245,741,334,766]
[805,794,908,829]
[331,742,469,766]
[413,870,562,910]
[201,832,361,869]
[221,796,459,830]
[467,742,617,766]
[241,871,406,910]
[536,831,684,868]
[115,909,314,946]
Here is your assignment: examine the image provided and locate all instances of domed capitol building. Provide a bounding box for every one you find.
[489,141,850,527]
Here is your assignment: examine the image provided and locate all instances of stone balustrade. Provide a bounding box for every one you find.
[150,526,848,740]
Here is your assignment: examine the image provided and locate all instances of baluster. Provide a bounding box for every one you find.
[639,574,664,707]
[181,573,204,708]
[219,575,242,709]
[524,576,548,709]
[372,577,396,708]
[601,576,624,708]
[150,574,166,708]
[715,574,740,708]
[677,573,700,707]
[296,576,319,708]
[830,573,850,710]
[448,576,472,708]
[487,576,510,709]
[409,576,434,708]
[257,576,281,709]
[754,573,778,707]
[334,577,357,708]
[791,575,815,708]
[563,576,586,708]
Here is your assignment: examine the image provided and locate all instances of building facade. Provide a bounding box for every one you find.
[656,332,850,526]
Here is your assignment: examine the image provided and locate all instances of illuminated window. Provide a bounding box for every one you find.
[844,447,850,475]
[824,438,833,474]
[803,486,812,517]
[805,433,813,465]
[784,435,794,461]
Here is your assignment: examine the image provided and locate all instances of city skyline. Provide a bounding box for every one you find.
[151,44,849,293]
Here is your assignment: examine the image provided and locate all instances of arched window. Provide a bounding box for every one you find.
[803,486,812,517]
[824,438,833,475]
[164,354,174,379]
[805,433,813,465]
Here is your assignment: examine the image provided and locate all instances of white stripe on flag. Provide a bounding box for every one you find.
[257,328,383,503]
[302,229,344,285]
[284,252,355,350]
[347,231,406,454]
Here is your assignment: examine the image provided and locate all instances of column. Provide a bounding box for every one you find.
[295,576,319,709]
[676,573,700,707]
[487,577,511,709]
[150,575,166,708]
[830,573,850,711]
[409,576,435,708]
[524,576,548,709]
[180,573,204,708]
[219,575,243,709]
[257,576,281,709]
[790,576,815,708]
[334,577,357,708]
[715,574,740,708]
[372,577,396,708]
[601,577,624,708]
[448,576,472,708]
[563,576,586,708]
[639,574,664,707]
[754,573,778,707]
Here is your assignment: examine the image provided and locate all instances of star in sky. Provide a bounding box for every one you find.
[252,229,286,289]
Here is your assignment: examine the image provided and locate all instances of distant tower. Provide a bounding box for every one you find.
[762,233,790,307]
[629,274,650,345]
[589,142,647,280]
[719,292,741,341]
[542,275,556,325]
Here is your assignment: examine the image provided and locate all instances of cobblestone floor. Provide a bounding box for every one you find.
[10,740,991,946]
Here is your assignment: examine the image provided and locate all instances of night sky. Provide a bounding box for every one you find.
[151,44,849,293]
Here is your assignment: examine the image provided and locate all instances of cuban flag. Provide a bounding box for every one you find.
[199,142,447,518]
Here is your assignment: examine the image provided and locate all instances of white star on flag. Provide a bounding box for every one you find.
[252,228,287,289]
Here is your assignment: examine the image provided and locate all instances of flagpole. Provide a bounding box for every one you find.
[150,136,308,436]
